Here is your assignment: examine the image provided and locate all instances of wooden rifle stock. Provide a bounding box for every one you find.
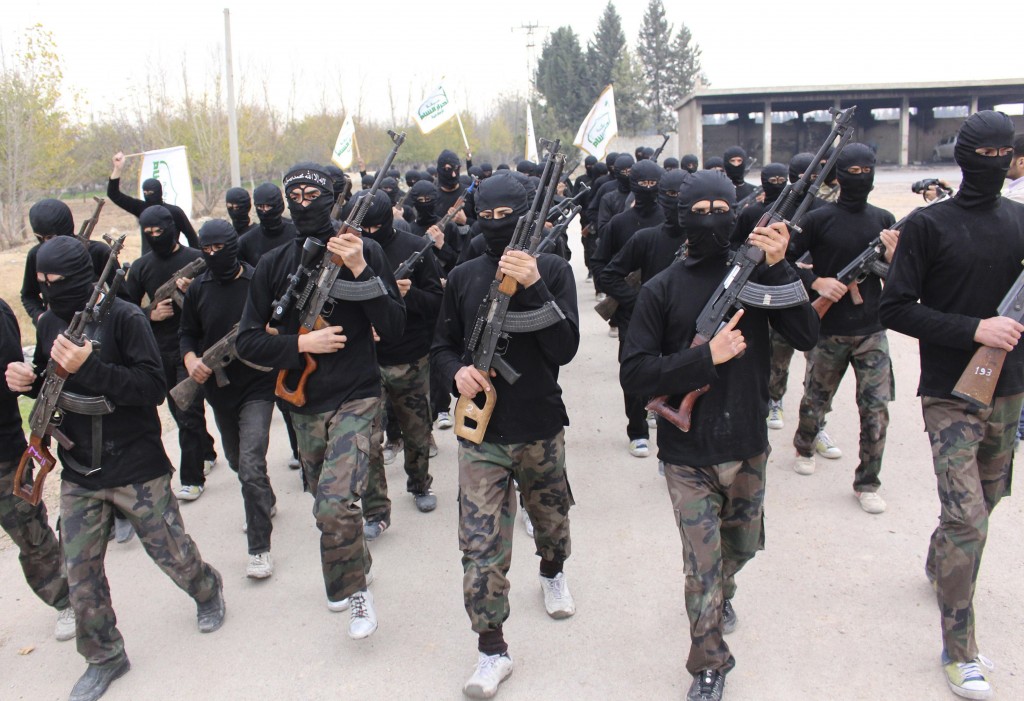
[13,427,60,506]
[454,388,497,444]
[951,346,1006,408]
[644,335,710,432]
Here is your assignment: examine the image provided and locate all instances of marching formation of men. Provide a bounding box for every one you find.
[2,110,1023,701]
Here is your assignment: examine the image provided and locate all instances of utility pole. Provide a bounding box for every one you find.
[224,8,241,187]
[512,21,546,98]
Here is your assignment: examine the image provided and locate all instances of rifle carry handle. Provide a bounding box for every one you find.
[274,317,328,407]
[454,388,497,444]
[644,335,711,433]
[13,438,57,506]
[951,346,1006,409]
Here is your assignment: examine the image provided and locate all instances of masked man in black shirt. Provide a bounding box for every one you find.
[432,174,580,699]
[6,237,224,701]
[237,163,405,641]
[225,187,258,236]
[107,152,198,252]
[879,111,1024,701]
[620,171,818,701]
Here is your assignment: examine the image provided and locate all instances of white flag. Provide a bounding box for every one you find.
[139,146,193,218]
[414,83,458,135]
[331,114,356,169]
[525,104,539,163]
[573,85,618,159]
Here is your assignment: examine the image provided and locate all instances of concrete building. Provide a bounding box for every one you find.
[675,80,1024,167]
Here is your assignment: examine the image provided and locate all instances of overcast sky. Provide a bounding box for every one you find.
[2,0,1018,125]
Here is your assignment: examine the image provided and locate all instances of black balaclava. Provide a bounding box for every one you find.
[354,190,395,248]
[663,157,680,171]
[517,160,536,175]
[614,154,635,192]
[380,177,401,206]
[459,174,472,188]
[593,162,609,178]
[635,146,647,161]
[225,187,252,234]
[760,163,789,204]
[139,205,179,258]
[705,156,724,171]
[410,180,440,225]
[325,165,347,204]
[508,171,537,202]
[426,165,438,180]
[480,163,493,179]
[29,199,75,241]
[253,182,285,233]
[405,170,421,188]
[142,178,163,205]
[788,152,815,184]
[36,236,94,321]
[723,146,747,185]
[283,163,335,241]
[679,171,737,263]
[954,110,1015,209]
[387,168,400,180]
[629,159,665,213]
[468,165,483,179]
[437,150,461,189]
[643,147,655,160]
[584,156,598,178]
[658,169,690,239]
[836,143,876,211]
[360,173,375,190]
[496,163,510,171]
[681,154,699,173]
[474,175,530,258]
[198,219,240,283]
[605,152,619,171]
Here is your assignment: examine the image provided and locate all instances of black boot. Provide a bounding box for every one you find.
[196,568,225,633]
[69,657,130,701]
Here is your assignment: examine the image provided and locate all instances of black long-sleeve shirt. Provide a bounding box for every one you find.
[788,200,895,337]
[373,229,444,366]
[431,253,580,444]
[22,239,112,324]
[29,300,171,489]
[601,224,685,322]
[237,220,299,267]
[123,246,203,356]
[584,177,615,228]
[179,264,274,411]
[436,182,475,227]
[410,220,462,274]
[0,300,27,463]
[879,197,1024,398]
[597,186,630,237]
[236,237,406,415]
[592,206,664,325]
[106,178,198,249]
[621,258,819,466]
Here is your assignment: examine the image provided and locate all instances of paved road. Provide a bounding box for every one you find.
[3,207,1023,701]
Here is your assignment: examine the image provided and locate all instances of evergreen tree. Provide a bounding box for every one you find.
[612,48,651,135]
[636,0,675,132]
[534,26,588,133]
[584,2,626,96]
[667,22,707,104]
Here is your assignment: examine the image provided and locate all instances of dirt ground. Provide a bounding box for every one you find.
[5,167,1024,701]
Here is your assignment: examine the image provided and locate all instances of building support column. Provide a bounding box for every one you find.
[763,100,773,165]
[899,96,910,167]
[969,95,979,114]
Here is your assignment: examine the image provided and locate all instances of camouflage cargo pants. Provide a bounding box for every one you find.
[61,474,220,665]
[664,453,767,675]
[458,431,573,633]
[363,355,433,523]
[794,331,893,492]
[768,329,797,402]
[0,459,69,610]
[291,396,377,603]
[921,393,1021,663]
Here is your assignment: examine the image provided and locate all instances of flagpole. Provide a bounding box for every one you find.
[454,112,471,152]
[352,125,363,165]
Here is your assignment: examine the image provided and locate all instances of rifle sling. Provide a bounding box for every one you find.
[736,280,809,309]
[501,301,566,333]
[328,277,388,302]
[55,391,114,475]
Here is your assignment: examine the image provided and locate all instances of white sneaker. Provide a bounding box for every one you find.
[522,509,535,538]
[596,292,607,301]
[794,454,816,476]
[437,411,453,430]
[815,429,842,459]
[608,326,619,338]
[943,653,993,700]
[856,491,887,514]
[55,607,76,641]
[242,504,277,533]
[629,438,650,458]
[540,572,575,619]
[647,410,657,429]
[246,552,273,579]
[175,485,204,501]
[766,400,784,430]
[327,571,375,612]
[464,652,514,699]
[204,458,217,476]
[382,439,402,465]
[347,590,378,640]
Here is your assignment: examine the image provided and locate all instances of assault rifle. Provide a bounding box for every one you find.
[651,134,671,164]
[546,181,590,223]
[144,257,206,313]
[275,130,406,407]
[169,323,271,410]
[13,234,127,505]
[455,141,566,443]
[646,106,858,432]
[812,191,950,318]
[736,186,765,212]
[535,202,583,257]
[396,177,480,280]
[435,176,479,231]
[595,270,640,321]
[76,197,105,243]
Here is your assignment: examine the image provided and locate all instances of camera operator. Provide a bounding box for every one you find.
[911,178,955,202]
